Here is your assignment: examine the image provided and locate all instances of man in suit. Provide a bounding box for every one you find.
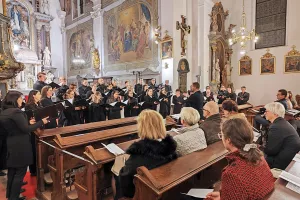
[135,78,143,101]
[148,78,158,98]
[184,82,204,119]
[237,86,250,105]
[56,77,69,101]
[264,102,300,169]
[33,72,47,92]
[97,78,107,94]
[164,80,172,115]
[78,78,92,99]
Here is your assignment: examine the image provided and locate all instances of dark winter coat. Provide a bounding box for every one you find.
[118,135,177,198]
[199,114,222,145]
[0,108,44,168]
[33,81,47,92]
[40,97,57,129]
[89,102,106,122]
[264,117,300,170]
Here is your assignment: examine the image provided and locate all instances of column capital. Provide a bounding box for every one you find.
[36,22,43,30]
[45,25,51,32]
[91,4,103,19]
[57,10,66,19]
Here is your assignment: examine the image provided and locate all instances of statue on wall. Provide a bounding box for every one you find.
[40,0,50,15]
[177,59,190,93]
[215,59,220,83]
[43,46,51,66]
[209,12,218,32]
[222,61,227,87]
[176,15,191,56]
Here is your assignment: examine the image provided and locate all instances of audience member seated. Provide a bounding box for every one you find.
[263,102,300,170]
[237,86,250,105]
[226,87,236,101]
[173,107,207,156]
[199,101,221,145]
[286,91,293,110]
[288,91,297,108]
[222,100,247,121]
[254,89,288,130]
[203,86,215,104]
[115,110,177,199]
[217,85,228,104]
[206,118,274,200]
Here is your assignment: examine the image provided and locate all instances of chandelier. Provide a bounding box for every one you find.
[228,0,259,55]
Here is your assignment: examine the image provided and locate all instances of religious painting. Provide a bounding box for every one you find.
[260,49,275,75]
[161,39,173,60]
[103,0,159,72]
[6,1,31,49]
[284,46,300,73]
[239,55,252,76]
[67,20,93,72]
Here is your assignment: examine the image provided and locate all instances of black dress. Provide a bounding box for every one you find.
[227,92,237,102]
[40,97,57,129]
[25,103,43,175]
[217,90,229,104]
[172,95,184,114]
[143,95,158,111]
[159,94,169,118]
[89,102,106,122]
[63,100,82,126]
[106,99,122,120]
[124,97,139,117]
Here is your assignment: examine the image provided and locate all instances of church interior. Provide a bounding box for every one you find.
[0,0,300,200]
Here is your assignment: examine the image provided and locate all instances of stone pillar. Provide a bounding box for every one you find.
[36,22,43,60]
[57,10,67,77]
[45,25,51,51]
[91,0,103,76]
[198,0,213,89]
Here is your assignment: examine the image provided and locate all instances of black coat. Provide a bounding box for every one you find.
[78,85,92,99]
[89,102,106,122]
[97,84,107,94]
[40,97,57,129]
[33,81,47,92]
[217,90,228,104]
[227,92,237,102]
[118,135,177,198]
[124,97,139,117]
[203,91,215,103]
[63,100,82,126]
[106,98,122,120]
[159,94,169,118]
[199,114,221,145]
[184,91,204,119]
[143,95,158,111]
[172,95,184,114]
[134,84,143,96]
[56,84,69,101]
[237,92,250,105]
[164,84,172,96]
[0,108,44,168]
[264,117,300,170]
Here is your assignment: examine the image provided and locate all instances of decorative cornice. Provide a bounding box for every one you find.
[34,12,53,23]
[91,4,102,19]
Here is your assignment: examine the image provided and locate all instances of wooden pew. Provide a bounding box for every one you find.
[48,121,175,200]
[35,117,137,200]
[266,154,300,200]
[74,140,139,200]
[132,141,228,200]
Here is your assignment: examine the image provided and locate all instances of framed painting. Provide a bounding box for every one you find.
[161,38,173,60]
[284,45,300,73]
[239,55,252,76]
[260,49,276,74]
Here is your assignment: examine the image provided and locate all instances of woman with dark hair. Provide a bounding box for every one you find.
[143,88,158,111]
[141,84,149,102]
[124,90,139,117]
[63,89,82,126]
[159,88,169,118]
[25,90,42,176]
[206,118,274,200]
[0,91,49,200]
[172,89,184,114]
[222,100,247,121]
[106,90,123,120]
[40,86,57,129]
[89,91,106,122]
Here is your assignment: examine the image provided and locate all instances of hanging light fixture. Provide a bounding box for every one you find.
[228,0,259,55]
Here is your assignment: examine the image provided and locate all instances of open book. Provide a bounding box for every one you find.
[101,143,125,156]
[286,109,300,117]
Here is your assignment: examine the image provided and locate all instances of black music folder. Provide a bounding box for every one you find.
[49,82,60,89]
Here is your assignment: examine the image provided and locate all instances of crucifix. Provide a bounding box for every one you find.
[176,15,191,56]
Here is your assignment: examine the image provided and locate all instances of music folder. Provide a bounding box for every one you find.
[49,82,60,89]
[34,104,59,121]
[106,101,127,107]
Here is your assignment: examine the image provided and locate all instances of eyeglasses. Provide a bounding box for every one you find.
[218,132,223,139]
[203,109,210,113]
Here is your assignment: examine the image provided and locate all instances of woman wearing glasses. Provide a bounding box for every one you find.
[206,118,274,200]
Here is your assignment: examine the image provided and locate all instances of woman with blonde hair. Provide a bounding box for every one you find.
[206,118,274,200]
[115,110,177,199]
[89,91,106,122]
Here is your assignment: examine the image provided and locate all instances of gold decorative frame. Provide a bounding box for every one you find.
[239,55,252,76]
[260,49,276,75]
[161,33,173,60]
[284,45,300,73]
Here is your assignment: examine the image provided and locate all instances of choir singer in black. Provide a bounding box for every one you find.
[172,89,184,114]
[89,91,106,122]
[124,90,139,117]
[0,91,49,200]
[106,91,123,120]
[183,82,204,120]
[237,86,250,105]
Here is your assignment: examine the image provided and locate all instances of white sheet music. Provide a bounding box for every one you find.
[110,102,118,107]
[253,131,261,142]
[286,182,300,194]
[122,100,128,105]
[139,102,145,106]
[102,143,124,156]
[171,114,181,120]
[280,171,300,187]
[183,189,213,198]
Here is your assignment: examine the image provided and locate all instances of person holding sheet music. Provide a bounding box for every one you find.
[114,110,177,199]
[97,78,107,94]
[40,86,57,129]
[159,88,169,118]
[148,78,159,98]
[135,78,143,101]
[173,89,184,114]
[124,90,139,117]
[206,118,274,200]
[106,90,123,120]
[89,91,106,122]
[203,86,215,104]
[0,91,49,200]
[164,80,172,115]
[25,90,43,176]
[56,77,69,101]
[143,88,159,111]
[62,89,82,126]
[237,86,250,105]
[217,85,228,104]
[226,87,237,102]
[141,84,149,102]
